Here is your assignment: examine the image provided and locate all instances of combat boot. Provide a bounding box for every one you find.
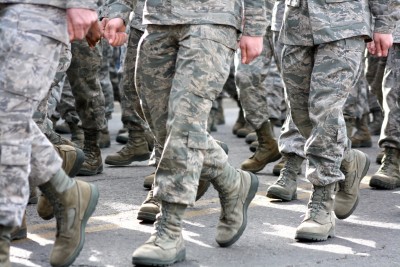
[132,201,187,266]
[245,131,257,144]
[369,147,400,189]
[0,226,12,267]
[249,140,258,152]
[37,145,85,220]
[116,131,128,144]
[137,189,160,222]
[138,180,212,222]
[232,107,245,135]
[295,184,336,241]
[266,153,304,201]
[78,132,103,176]
[240,121,281,173]
[10,213,27,241]
[369,108,383,135]
[143,171,155,189]
[39,179,99,267]
[351,114,372,148]
[98,127,111,148]
[105,130,152,166]
[236,122,254,138]
[335,149,370,219]
[212,167,259,247]
[376,149,384,164]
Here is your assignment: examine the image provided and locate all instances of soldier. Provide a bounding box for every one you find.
[0,4,100,267]
[103,0,266,265]
[369,20,400,190]
[280,0,395,242]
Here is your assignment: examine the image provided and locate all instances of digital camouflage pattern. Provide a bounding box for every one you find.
[66,40,107,132]
[379,43,400,150]
[0,4,64,227]
[282,37,366,186]
[120,27,150,132]
[100,39,115,119]
[136,24,238,205]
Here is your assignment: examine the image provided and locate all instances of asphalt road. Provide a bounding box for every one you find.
[11,99,400,267]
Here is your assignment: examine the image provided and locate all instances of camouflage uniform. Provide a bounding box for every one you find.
[379,28,400,150]
[272,0,306,158]
[0,1,96,228]
[107,0,267,205]
[280,0,393,186]
[100,39,115,120]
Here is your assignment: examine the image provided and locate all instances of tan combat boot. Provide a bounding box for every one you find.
[105,131,152,166]
[295,184,336,241]
[39,180,99,267]
[132,201,187,266]
[212,167,259,247]
[138,180,212,223]
[37,145,85,220]
[335,149,370,219]
[236,122,254,138]
[240,121,281,173]
[351,114,372,148]
[245,131,257,144]
[369,147,400,189]
[78,132,103,176]
[0,226,12,267]
[266,153,304,201]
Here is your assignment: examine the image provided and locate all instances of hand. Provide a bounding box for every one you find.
[369,33,393,57]
[67,8,98,41]
[239,36,263,64]
[103,18,128,46]
[86,21,103,48]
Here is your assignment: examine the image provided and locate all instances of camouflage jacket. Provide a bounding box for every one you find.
[0,0,97,9]
[280,0,397,46]
[103,0,267,37]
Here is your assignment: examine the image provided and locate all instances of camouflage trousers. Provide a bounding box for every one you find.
[273,31,306,158]
[0,4,63,227]
[282,37,365,186]
[136,24,236,205]
[120,27,150,132]
[100,39,115,120]
[66,40,106,132]
[379,44,400,149]
[343,53,369,119]
[366,53,387,108]
[35,44,72,134]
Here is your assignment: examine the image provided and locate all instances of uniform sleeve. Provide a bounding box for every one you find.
[370,0,398,33]
[66,0,98,10]
[100,0,135,25]
[242,0,268,36]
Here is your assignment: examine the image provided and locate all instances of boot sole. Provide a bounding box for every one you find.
[59,183,99,267]
[266,188,297,201]
[132,248,186,266]
[137,211,157,223]
[68,148,85,178]
[217,172,259,247]
[105,153,151,166]
[77,164,104,176]
[369,177,398,190]
[336,154,370,220]
[295,228,335,242]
